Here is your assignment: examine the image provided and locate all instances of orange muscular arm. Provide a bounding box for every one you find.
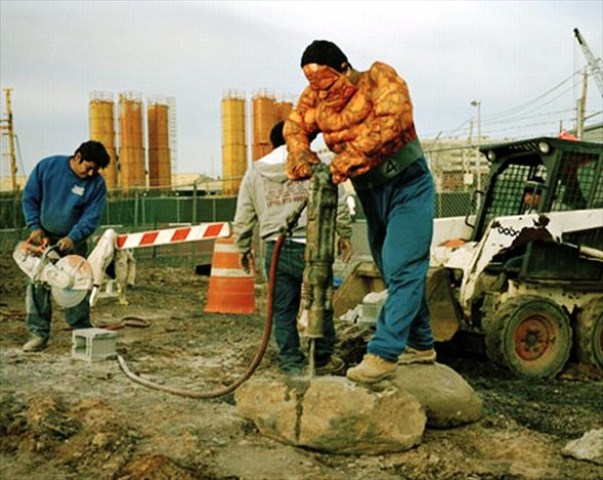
[284,88,321,180]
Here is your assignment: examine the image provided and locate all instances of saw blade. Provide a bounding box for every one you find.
[51,255,93,308]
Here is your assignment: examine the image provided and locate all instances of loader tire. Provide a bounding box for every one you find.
[575,297,603,368]
[484,295,571,378]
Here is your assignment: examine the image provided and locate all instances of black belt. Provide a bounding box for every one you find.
[266,237,306,245]
[351,139,423,190]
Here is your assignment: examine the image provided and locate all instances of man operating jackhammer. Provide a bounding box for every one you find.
[233,121,353,377]
[284,40,437,384]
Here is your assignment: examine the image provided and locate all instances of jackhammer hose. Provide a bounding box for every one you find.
[116,234,287,399]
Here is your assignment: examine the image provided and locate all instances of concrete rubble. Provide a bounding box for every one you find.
[562,428,603,465]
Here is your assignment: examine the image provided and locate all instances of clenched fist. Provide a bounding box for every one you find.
[286,150,320,181]
[330,151,372,184]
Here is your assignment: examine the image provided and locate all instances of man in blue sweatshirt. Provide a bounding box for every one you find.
[21,140,110,352]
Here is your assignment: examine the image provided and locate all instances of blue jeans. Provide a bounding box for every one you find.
[26,285,92,340]
[265,239,336,372]
[25,240,92,340]
[353,157,435,362]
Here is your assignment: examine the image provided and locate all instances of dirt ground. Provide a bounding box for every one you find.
[1,251,602,480]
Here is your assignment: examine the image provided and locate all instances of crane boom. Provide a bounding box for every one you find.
[574,28,603,96]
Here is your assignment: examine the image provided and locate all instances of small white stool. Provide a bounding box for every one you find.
[72,328,117,362]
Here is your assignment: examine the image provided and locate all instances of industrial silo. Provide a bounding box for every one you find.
[274,98,293,123]
[252,90,276,161]
[147,96,171,188]
[89,91,118,188]
[221,90,247,195]
[118,92,145,190]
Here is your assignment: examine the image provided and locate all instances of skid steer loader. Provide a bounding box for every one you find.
[428,136,603,378]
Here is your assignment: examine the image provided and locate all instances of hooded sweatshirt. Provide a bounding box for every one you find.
[233,145,352,254]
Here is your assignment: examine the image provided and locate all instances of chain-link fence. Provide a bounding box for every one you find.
[0,150,480,255]
[0,189,469,229]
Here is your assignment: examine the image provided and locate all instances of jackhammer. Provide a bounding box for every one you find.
[297,163,338,377]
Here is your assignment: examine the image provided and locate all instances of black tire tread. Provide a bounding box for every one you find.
[575,297,603,368]
[483,295,571,378]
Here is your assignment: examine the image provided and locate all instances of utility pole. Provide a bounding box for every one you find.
[471,100,482,191]
[0,88,18,192]
[576,69,588,139]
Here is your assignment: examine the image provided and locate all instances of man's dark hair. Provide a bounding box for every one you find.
[270,121,285,149]
[75,140,110,168]
[301,40,351,73]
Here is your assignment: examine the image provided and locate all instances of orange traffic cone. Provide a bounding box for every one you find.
[203,235,256,314]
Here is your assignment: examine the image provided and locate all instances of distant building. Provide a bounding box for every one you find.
[582,122,603,143]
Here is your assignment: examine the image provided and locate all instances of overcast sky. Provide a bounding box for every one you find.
[1,0,602,179]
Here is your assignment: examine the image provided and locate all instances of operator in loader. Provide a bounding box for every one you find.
[284,40,436,384]
[20,140,110,352]
[233,121,353,376]
[521,176,545,214]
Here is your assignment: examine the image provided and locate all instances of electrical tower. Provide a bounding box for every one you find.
[0,88,18,192]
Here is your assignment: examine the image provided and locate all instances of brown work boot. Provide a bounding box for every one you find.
[22,335,48,353]
[316,355,345,376]
[398,347,437,365]
[346,353,396,384]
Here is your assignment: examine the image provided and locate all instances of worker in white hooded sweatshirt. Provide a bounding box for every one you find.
[233,121,353,376]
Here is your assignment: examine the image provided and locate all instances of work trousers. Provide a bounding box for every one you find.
[25,240,92,340]
[354,157,435,362]
[26,285,92,340]
[265,239,336,372]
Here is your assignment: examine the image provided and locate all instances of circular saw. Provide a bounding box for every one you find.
[13,242,93,308]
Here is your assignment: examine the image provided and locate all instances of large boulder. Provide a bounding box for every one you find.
[392,363,483,428]
[235,376,426,454]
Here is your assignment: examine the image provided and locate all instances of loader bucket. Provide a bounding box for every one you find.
[333,260,385,319]
[427,267,461,341]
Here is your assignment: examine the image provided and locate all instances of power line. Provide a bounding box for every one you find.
[481,69,582,122]
[483,107,575,126]
[427,68,598,141]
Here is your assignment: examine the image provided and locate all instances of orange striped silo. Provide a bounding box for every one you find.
[147,97,171,188]
[252,90,276,161]
[118,92,146,190]
[274,98,293,123]
[89,91,118,189]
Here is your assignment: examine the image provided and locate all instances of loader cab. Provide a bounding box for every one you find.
[471,137,603,242]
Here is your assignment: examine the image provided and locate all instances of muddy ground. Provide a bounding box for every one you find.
[1,251,602,480]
